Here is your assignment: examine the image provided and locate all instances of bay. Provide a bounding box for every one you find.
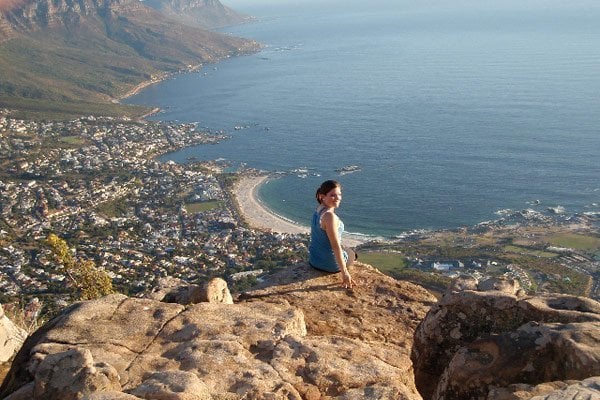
[127,0,600,237]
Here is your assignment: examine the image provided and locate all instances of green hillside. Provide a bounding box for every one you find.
[0,0,260,118]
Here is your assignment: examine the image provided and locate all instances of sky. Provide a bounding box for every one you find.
[224,0,600,17]
[224,0,327,9]
[225,0,293,4]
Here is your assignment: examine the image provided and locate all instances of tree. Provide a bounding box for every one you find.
[46,233,114,300]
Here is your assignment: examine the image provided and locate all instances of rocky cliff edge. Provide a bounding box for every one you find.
[0,263,599,399]
[0,263,435,399]
[412,276,600,400]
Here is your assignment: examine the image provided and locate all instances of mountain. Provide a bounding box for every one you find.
[143,0,252,29]
[0,0,260,117]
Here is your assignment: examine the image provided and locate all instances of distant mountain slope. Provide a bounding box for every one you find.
[143,0,251,29]
[0,0,259,116]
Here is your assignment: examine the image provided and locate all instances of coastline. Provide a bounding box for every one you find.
[232,173,368,247]
[233,174,309,236]
[114,64,207,119]
[118,77,165,101]
[118,64,204,102]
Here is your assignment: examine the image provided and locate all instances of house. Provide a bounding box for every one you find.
[431,260,464,271]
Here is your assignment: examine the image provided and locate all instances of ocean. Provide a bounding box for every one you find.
[127,0,600,238]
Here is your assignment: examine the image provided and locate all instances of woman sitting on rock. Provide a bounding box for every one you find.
[308,180,357,289]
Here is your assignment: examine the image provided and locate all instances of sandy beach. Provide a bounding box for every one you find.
[233,174,310,235]
[233,174,367,247]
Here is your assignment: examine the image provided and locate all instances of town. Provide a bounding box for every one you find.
[0,110,307,318]
[1,109,599,322]
[358,210,600,299]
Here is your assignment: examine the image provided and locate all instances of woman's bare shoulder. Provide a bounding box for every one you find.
[320,209,338,226]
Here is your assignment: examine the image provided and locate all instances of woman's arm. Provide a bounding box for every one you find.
[322,211,355,288]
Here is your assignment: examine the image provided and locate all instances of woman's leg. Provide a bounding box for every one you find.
[344,247,357,267]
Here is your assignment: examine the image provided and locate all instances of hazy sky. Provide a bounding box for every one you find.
[224,0,600,13]
[225,0,293,6]
[225,0,326,8]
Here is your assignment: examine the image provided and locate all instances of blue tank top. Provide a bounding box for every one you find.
[308,207,348,272]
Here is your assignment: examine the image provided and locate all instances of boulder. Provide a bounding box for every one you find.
[0,304,27,363]
[433,321,600,399]
[412,281,600,400]
[528,376,600,400]
[84,393,143,400]
[144,276,188,302]
[486,377,600,400]
[145,277,233,305]
[4,348,121,400]
[241,262,436,347]
[477,276,523,295]
[193,277,233,304]
[130,370,211,400]
[239,262,437,399]
[0,263,435,400]
[32,348,121,399]
[449,275,479,292]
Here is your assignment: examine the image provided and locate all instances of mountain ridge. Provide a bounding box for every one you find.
[0,0,260,117]
[143,0,252,29]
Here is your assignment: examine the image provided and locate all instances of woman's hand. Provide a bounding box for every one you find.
[341,270,356,289]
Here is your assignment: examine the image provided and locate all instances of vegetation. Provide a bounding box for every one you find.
[0,2,259,118]
[503,245,558,258]
[46,234,114,300]
[218,173,240,190]
[359,252,408,273]
[0,94,148,121]
[359,251,449,296]
[95,198,132,218]
[545,233,600,251]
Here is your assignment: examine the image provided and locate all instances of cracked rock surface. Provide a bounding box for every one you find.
[0,262,435,399]
[0,304,27,364]
[412,278,600,400]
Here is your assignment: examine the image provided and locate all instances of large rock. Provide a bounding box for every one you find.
[0,304,27,363]
[486,376,600,400]
[145,277,233,305]
[0,262,435,400]
[240,262,436,348]
[528,376,600,400]
[412,282,600,400]
[434,321,600,399]
[239,262,437,399]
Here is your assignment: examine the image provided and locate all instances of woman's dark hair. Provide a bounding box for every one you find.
[316,180,341,204]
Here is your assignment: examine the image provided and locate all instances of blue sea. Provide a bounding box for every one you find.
[128,0,600,238]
